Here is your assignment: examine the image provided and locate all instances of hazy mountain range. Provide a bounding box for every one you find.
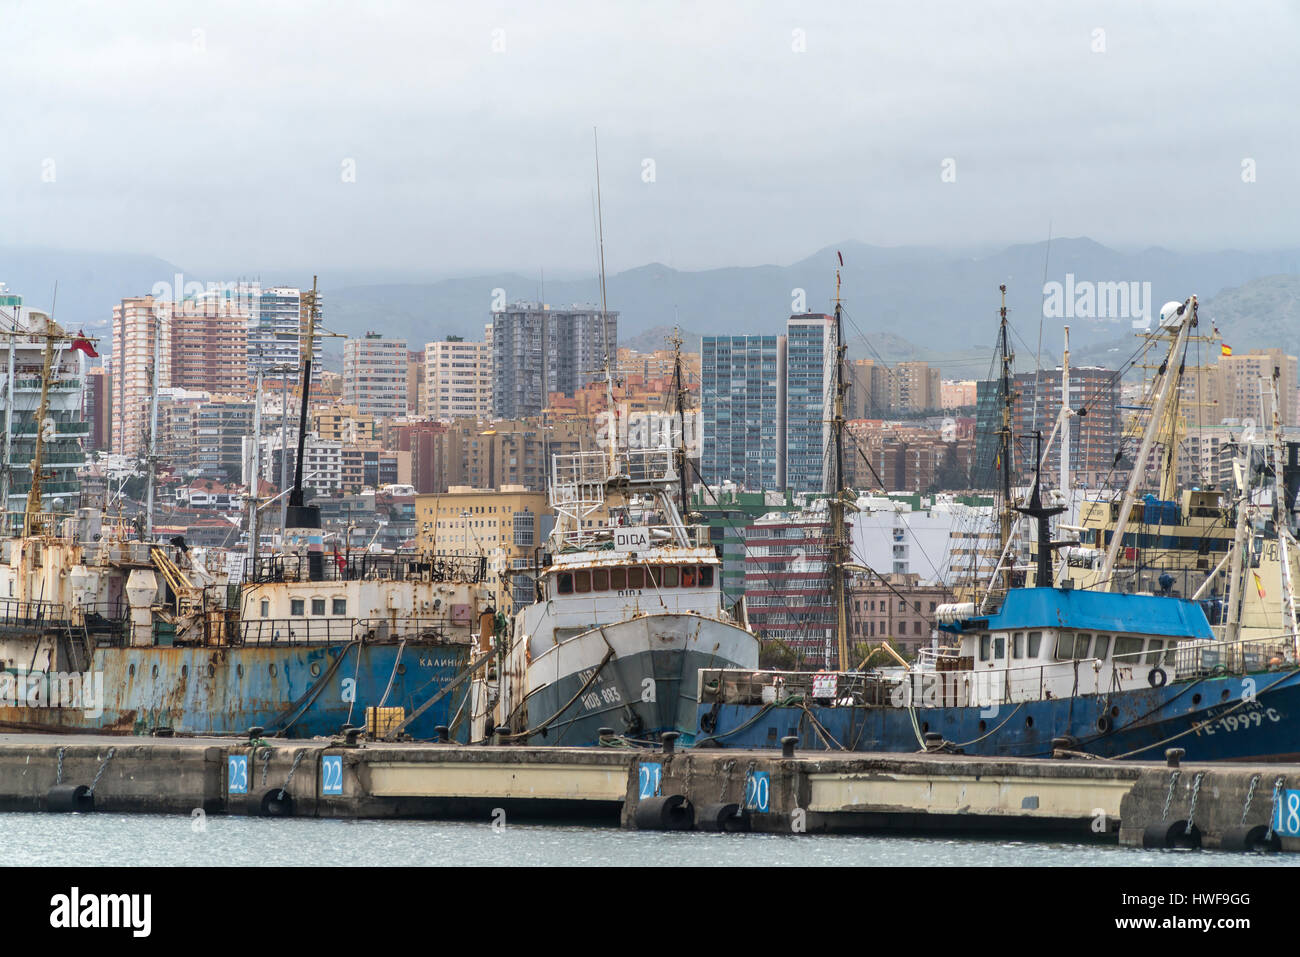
[3,239,1298,379]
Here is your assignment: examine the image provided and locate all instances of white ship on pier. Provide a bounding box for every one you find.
[475,442,759,746]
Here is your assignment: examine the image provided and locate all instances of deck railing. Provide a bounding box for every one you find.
[700,633,1300,710]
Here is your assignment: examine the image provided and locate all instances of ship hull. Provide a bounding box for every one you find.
[0,641,473,739]
[519,614,758,747]
[697,670,1300,761]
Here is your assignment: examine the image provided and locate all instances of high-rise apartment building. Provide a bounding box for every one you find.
[490,302,617,419]
[406,349,426,416]
[343,333,408,420]
[891,362,942,413]
[1216,349,1297,427]
[111,295,172,459]
[196,283,322,383]
[170,299,249,394]
[700,335,784,490]
[784,314,836,494]
[84,366,112,452]
[425,337,492,421]
[1010,366,1121,490]
[846,358,890,419]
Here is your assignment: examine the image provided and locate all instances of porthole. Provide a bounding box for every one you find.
[151,665,159,679]
[181,665,188,679]
[921,721,930,733]
[269,663,277,677]
[978,720,987,732]
[208,664,215,678]
[310,662,321,677]
[237,664,244,679]
[396,663,406,675]
[1025,716,1034,728]
[128,664,135,678]
[1192,693,1202,705]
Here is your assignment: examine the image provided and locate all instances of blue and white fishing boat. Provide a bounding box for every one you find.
[696,291,1300,761]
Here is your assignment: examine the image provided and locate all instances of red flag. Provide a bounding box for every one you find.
[71,332,98,358]
[334,544,347,572]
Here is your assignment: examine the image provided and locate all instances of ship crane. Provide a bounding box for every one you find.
[14,314,98,537]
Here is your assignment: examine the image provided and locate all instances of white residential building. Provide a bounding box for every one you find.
[425,338,491,421]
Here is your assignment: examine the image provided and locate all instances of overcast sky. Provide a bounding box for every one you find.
[2,0,1296,277]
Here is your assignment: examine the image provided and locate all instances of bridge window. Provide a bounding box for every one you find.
[1094,634,1110,659]
[1143,639,1166,666]
[1114,636,1143,659]
[978,633,991,661]
[557,572,574,595]
[574,570,591,593]
[290,599,305,616]
[662,566,679,587]
[333,598,347,616]
[1012,631,1024,658]
[628,567,645,589]
[1026,631,1042,657]
[593,568,609,591]
[681,566,698,588]
[700,566,714,587]
[312,598,326,616]
[260,599,270,618]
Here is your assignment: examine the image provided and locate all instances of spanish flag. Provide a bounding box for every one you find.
[1221,344,1233,357]
[1254,571,1265,598]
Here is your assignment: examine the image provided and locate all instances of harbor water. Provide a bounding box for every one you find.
[4,814,1299,867]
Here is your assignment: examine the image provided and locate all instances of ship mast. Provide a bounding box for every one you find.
[996,284,1016,597]
[1268,367,1299,654]
[1098,297,1197,591]
[23,324,58,536]
[829,254,850,671]
[289,276,318,512]
[593,129,616,480]
[247,367,264,564]
[670,327,690,515]
[143,307,164,541]
[0,294,17,527]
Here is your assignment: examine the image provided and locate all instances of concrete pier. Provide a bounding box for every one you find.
[2,733,1296,850]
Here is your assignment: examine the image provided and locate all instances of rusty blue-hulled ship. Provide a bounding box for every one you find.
[0,526,492,738]
[0,286,496,741]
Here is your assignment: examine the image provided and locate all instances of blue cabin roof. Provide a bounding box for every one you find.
[940,587,1213,640]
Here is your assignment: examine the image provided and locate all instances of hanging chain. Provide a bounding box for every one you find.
[1265,776,1285,843]
[278,749,306,800]
[1161,770,1180,822]
[56,746,66,786]
[1242,773,1260,826]
[1185,772,1205,835]
[87,747,116,795]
